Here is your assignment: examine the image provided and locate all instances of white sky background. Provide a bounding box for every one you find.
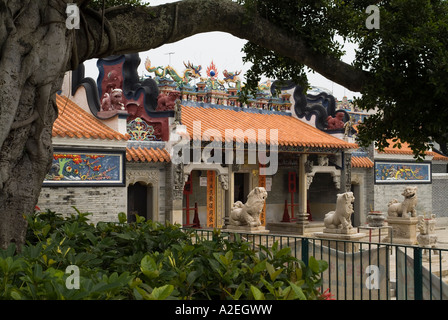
[83,0,361,100]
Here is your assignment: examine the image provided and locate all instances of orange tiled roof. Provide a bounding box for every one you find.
[126,147,171,163]
[378,139,448,161]
[378,140,416,155]
[53,95,129,141]
[431,152,448,161]
[181,106,358,149]
[351,156,374,168]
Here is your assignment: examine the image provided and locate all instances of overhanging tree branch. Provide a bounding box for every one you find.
[75,0,369,92]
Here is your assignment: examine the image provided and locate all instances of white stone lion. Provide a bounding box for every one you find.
[229,187,267,227]
[387,186,418,218]
[324,192,355,231]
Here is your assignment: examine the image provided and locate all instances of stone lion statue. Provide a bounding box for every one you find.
[229,187,267,227]
[324,192,355,231]
[387,186,418,218]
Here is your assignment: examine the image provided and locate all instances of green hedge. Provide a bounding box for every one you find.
[0,209,330,300]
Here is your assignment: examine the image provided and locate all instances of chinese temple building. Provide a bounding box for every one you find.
[37,53,448,234]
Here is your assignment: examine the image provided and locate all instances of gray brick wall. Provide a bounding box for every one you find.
[37,186,127,224]
[352,167,374,225]
[433,163,447,173]
[374,183,432,216]
[158,167,166,222]
[363,168,375,211]
[432,174,448,217]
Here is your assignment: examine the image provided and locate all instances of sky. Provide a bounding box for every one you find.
[83,0,361,100]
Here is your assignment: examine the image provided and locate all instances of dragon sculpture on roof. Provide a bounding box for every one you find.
[145,58,202,85]
[222,69,242,89]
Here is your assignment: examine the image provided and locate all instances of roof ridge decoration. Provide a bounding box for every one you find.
[147,58,247,91]
[206,60,218,79]
[71,54,161,118]
[127,117,162,142]
[147,61,292,112]
[180,100,291,116]
[145,58,202,86]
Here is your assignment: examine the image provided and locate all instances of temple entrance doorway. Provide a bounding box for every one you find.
[234,173,250,203]
[127,182,153,222]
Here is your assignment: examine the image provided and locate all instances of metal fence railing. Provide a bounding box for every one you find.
[186,228,448,300]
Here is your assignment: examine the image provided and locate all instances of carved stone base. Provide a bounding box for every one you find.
[417,233,438,261]
[224,225,270,234]
[384,217,419,245]
[323,227,358,234]
[417,234,438,247]
[314,231,366,252]
[266,221,323,236]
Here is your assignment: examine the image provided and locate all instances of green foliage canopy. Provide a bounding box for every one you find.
[0,210,329,300]
[238,0,448,158]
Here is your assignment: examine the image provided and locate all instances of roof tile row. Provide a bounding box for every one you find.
[53,95,129,141]
[351,156,374,168]
[181,105,358,149]
[378,140,448,161]
[126,147,171,163]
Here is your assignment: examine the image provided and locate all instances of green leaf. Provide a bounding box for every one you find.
[309,256,328,273]
[208,258,222,275]
[134,286,152,300]
[140,255,159,279]
[266,262,283,281]
[115,233,133,240]
[289,282,307,300]
[150,284,174,300]
[260,278,275,297]
[250,285,265,300]
[318,260,328,273]
[135,214,145,223]
[295,266,303,280]
[253,260,266,273]
[225,250,233,263]
[234,283,245,300]
[41,224,51,237]
[309,256,320,273]
[0,257,23,274]
[84,231,98,245]
[281,286,294,300]
[274,247,291,259]
[118,212,127,224]
[219,255,228,266]
[266,262,275,276]
[187,270,202,285]
[10,290,22,300]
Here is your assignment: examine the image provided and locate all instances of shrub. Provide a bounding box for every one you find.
[0,209,329,300]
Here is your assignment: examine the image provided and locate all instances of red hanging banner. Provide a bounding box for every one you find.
[206,171,216,228]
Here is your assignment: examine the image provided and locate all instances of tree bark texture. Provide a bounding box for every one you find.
[0,0,368,249]
[0,0,73,249]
